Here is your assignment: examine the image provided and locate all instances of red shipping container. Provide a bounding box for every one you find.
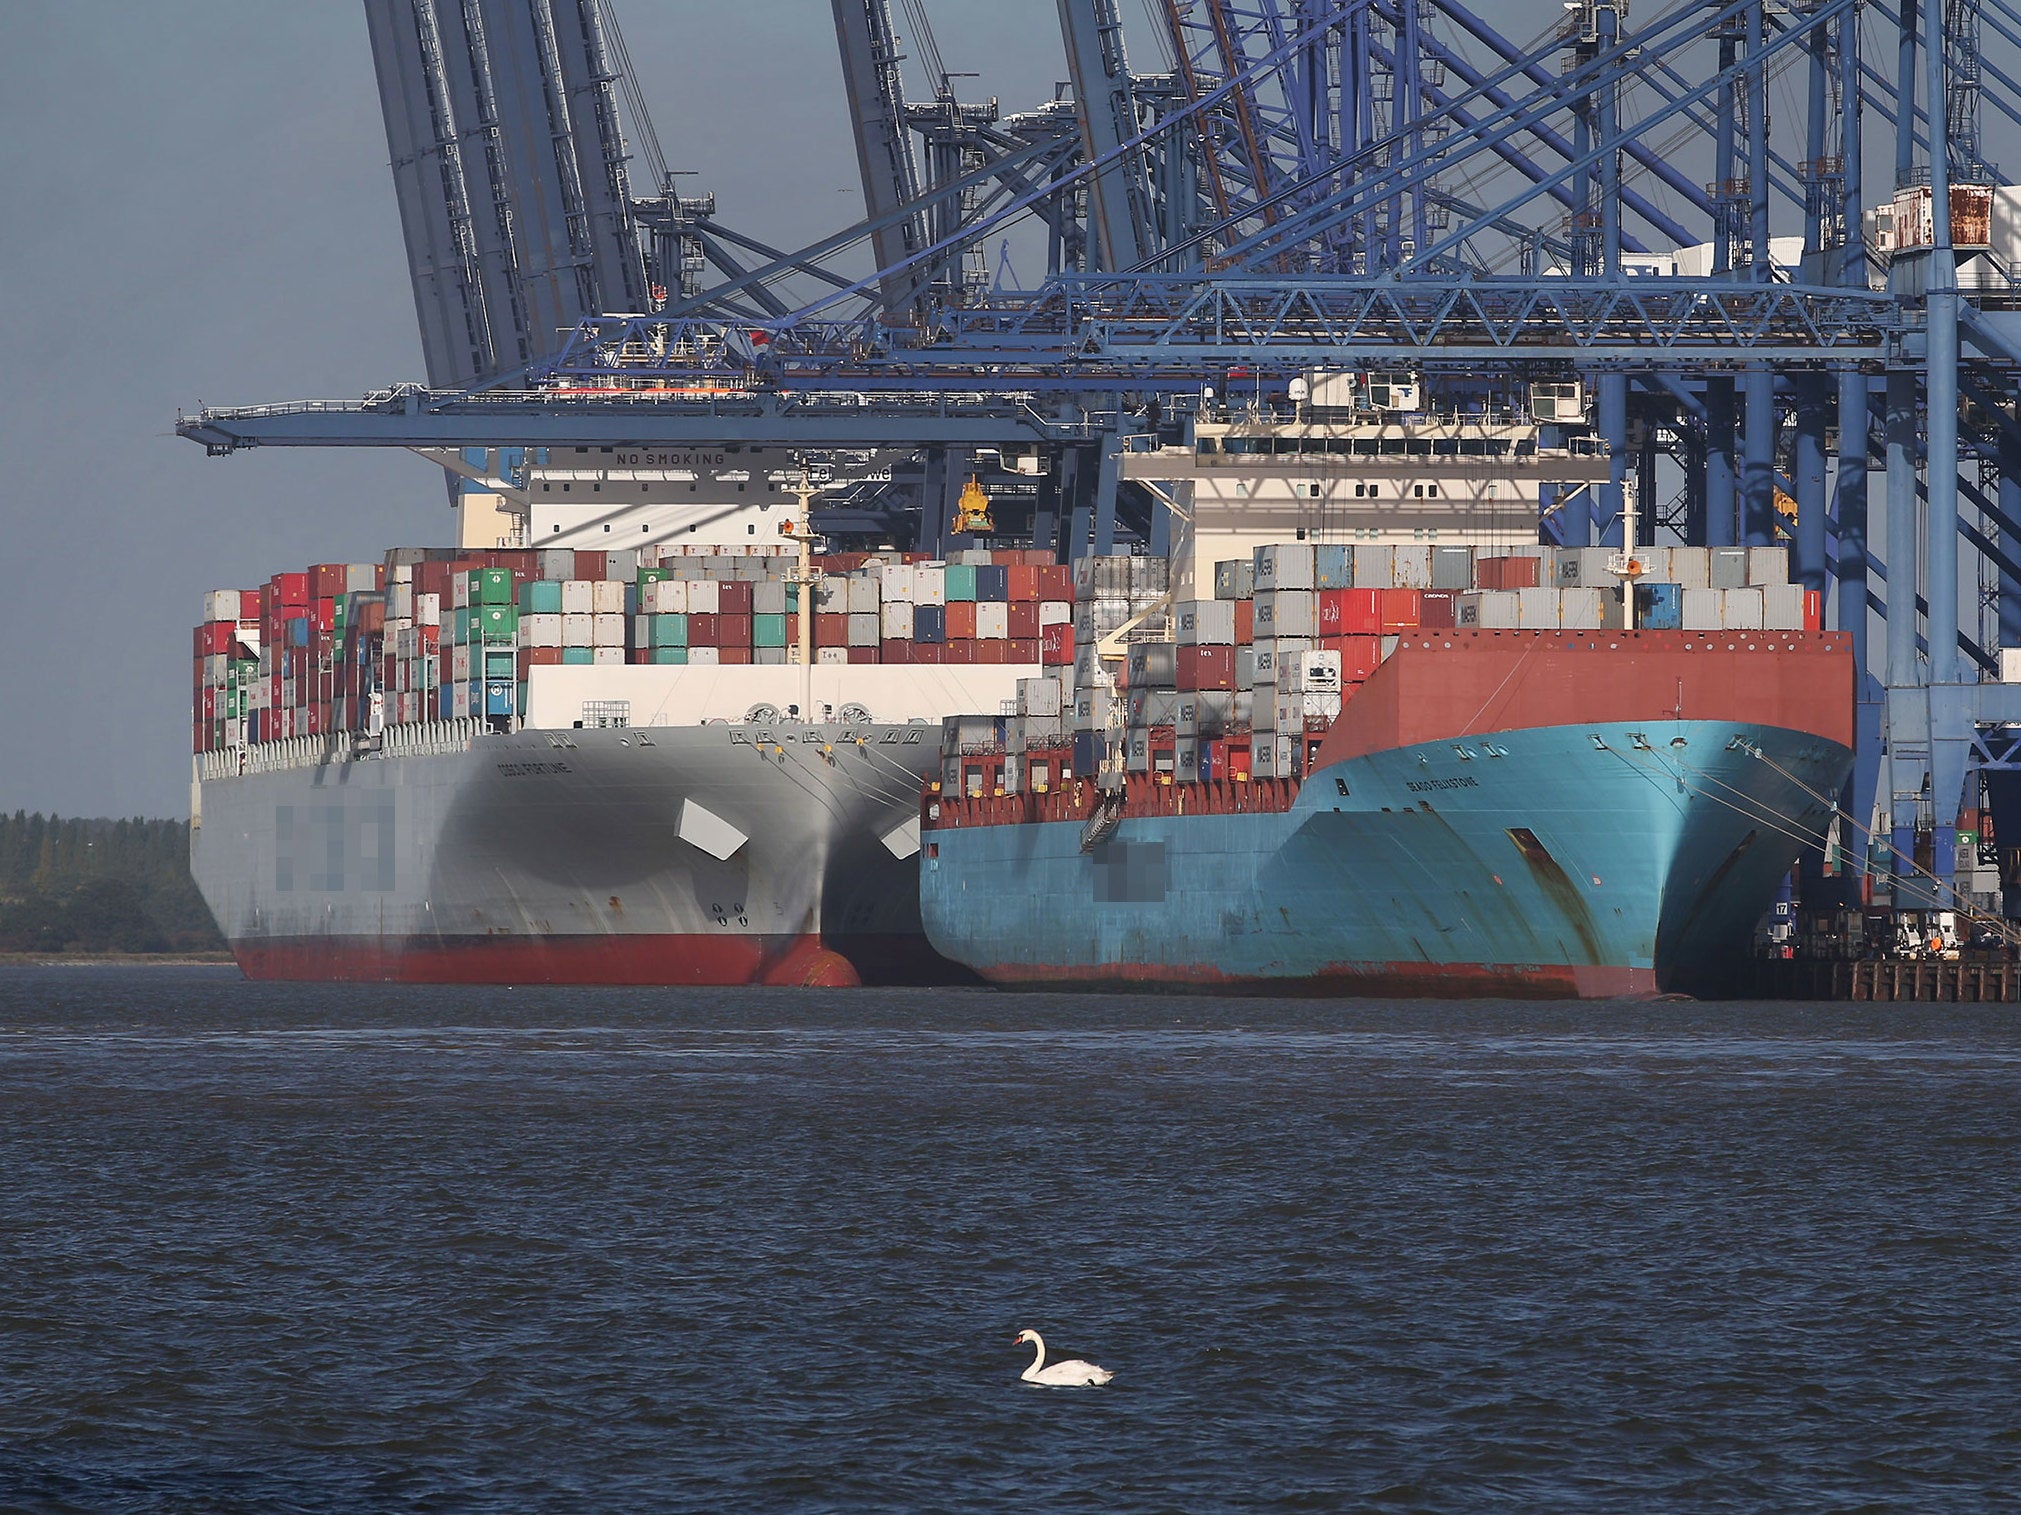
[518,648,564,675]
[1005,601,1040,639]
[309,564,349,599]
[194,622,234,656]
[1177,644,1236,691]
[311,598,336,633]
[1236,598,1255,643]
[357,599,386,634]
[1480,556,1541,590]
[1329,635,1382,683]
[946,602,977,639]
[1379,589,1421,632]
[1041,623,1075,665]
[269,572,309,607]
[848,646,880,664]
[717,581,754,616]
[1007,639,1041,663]
[911,642,945,664]
[1804,589,1822,630]
[717,613,753,647]
[416,562,455,598]
[718,646,753,665]
[1036,565,1073,600]
[1419,590,1458,629]
[1007,566,1040,602]
[814,613,850,646]
[688,613,720,646]
[1319,589,1381,636]
[573,551,607,581]
[882,640,913,664]
[304,704,324,737]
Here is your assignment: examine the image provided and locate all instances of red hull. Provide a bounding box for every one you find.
[230,931,963,988]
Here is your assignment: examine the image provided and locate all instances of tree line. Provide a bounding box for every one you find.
[0,813,224,954]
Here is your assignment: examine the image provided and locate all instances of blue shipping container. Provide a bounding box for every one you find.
[975,564,1009,602]
[1314,543,1351,589]
[914,604,948,643]
[1073,729,1102,777]
[1636,581,1682,630]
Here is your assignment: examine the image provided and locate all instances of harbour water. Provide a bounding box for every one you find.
[2,967,2015,1511]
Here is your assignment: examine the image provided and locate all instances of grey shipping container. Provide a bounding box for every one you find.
[1709,546,1749,589]
[1213,560,1256,600]
[1430,546,1474,590]
[1128,642,1177,687]
[1747,546,1790,585]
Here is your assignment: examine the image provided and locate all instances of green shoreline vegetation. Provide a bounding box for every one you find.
[0,814,224,957]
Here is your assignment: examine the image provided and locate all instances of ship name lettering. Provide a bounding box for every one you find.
[495,761,572,777]
[1405,776,1479,792]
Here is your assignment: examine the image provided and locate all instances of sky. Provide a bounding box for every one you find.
[0,2,1063,821]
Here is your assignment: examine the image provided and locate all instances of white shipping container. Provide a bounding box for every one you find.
[1300,692,1343,720]
[1516,587,1563,628]
[686,580,721,615]
[848,613,881,646]
[817,647,850,665]
[1669,547,1712,589]
[1470,591,1520,628]
[881,564,916,603]
[1256,590,1319,638]
[847,576,881,614]
[914,566,947,606]
[451,575,470,610]
[2002,648,2021,683]
[416,592,441,626]
[1559,588,1605,627]
[589,580,624,614]
[592,646,625,665]
[1681,587,1725,630]
[1629,545,1672,582]
[520,614,563,648]
[1020,677,1064,718]
[387,584,414,620]
[1722,587,1766,628]
[561,580,594,614]
[1253,542,1316,591]
[1039,600,1072,626]
[1283,650,1343,692]
[688,647,721,666]
[1391,545,1433,590]
[451,645,472,681]
[1747,546,1790,585]
[592,612,627,647]
[882,603,914,639]
[561,613,595,645]
[1352,544,1395,587]
[1177,598,1238,645]
[646,579,689,614]
[1762,584,1807,628]
[813,579,848,612]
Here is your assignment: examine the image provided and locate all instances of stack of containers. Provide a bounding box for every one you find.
[962,535,1824,798]
[201,543,1085,747]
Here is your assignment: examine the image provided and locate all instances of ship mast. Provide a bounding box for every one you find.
[781,470,826,721]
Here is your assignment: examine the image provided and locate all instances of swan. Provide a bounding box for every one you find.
[1014,1329,1114,1386]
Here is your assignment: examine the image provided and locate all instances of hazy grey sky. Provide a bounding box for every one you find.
[0,2,1061,820]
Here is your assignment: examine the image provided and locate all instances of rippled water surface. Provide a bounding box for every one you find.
[2,967,2017,1512]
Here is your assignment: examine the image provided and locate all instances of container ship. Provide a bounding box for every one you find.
[918,390,1856,998]
[188,452,1085,985]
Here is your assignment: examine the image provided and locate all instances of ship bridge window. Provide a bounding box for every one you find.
[1198,437,1220,453]
[1516,440,1537,456]
[1461,440,1487,456]
[1273,438,1300,455]
[1407,440,1433,456]
[1433,439,1460,455]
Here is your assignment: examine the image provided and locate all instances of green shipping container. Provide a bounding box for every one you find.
[562,647,595,665]
[651,613,688,648]
[452,607,471,644]
[478,605,518,642]
[638,567,671,587]
[944,564,978,601]
[483,649,516,678]
[471,567,515,606]
[332,597,348,633]
[520,579,563,614]
[753,614,787,648]
[650,646,689,665]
